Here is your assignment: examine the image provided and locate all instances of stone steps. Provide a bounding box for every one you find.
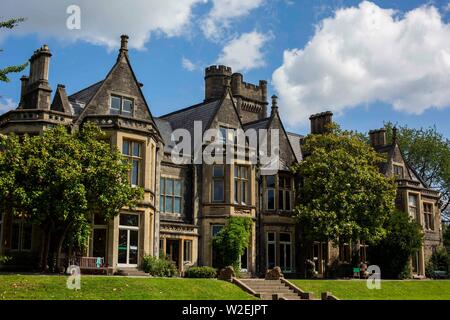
[238,279,304,301]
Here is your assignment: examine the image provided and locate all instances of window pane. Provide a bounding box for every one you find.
[234,166,239,178]
[213,165,224,177]
[122,140,130,155]
[286,191,291,211]
[280,233,291,242]
[241,181,246,204]
[268,232,275,242]
[268,190,275,210]
[122,99,133,116]
[160,195,165,212]
[266,176,275,188]
[166,179,174,196]
[165,196,173,212]
[160,178,165,194]
[213,180,224,202]
[119,214,139,227]
[174,198,181,214]
[219,127,227,143]
[408,195,417,207]
[174,180,181,196]
[184,241,192,262]
[212,225,224,237]
[234,180,239,203]
[268,243,275,268]
[131,160,139,185]
[111,96,121,114]
[279,190,285,210]
[241,167,247,179]
[132,142,140,157]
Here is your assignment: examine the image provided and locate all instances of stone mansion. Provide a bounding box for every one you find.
[0,36,443,278]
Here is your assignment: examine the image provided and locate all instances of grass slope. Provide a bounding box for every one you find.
[0,275,256,300]
[292,280,450,300]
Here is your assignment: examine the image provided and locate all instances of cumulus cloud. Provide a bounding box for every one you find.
[217,31,269,72]
[273,1,450,126]
[202,0,264,40]
[0,98,16,115]
[0,0,204,50]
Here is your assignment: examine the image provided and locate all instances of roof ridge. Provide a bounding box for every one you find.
[242,117,270,127]
[159,100,220,119]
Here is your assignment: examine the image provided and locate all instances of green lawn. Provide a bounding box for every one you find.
[292,280,450,300]
[0,275,256,300]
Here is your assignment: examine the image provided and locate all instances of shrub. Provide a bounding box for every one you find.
[185,266,217,278]
[426,248,450,278]
[142,255,178,277]
[0,256,11,264]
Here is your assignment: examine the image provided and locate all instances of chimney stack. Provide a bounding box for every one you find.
[19,75,29,106]
[29,45,51,84]
[369,129,387,148]
[271,95,278,116]
[310,111,333,134]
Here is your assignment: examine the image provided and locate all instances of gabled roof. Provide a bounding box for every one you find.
[154,117,174,153]
[287,132,304,162]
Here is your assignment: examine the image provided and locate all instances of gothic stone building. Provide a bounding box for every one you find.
[0,36,443,277]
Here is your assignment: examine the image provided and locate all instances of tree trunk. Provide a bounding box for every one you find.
[55,223,72,273]
[41,230,51,273]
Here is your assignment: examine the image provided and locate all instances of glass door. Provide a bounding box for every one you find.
[118,214,139,267]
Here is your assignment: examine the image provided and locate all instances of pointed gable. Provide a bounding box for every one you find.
[208,89,243,131]
[51,84,72,114]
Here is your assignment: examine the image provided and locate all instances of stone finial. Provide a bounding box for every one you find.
[393,126,398,144]
[265,266,283,280]
[118,35,129,60]
[218,266,235,282]
[271,95,279,115]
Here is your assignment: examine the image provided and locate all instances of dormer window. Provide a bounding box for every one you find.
[393,164,404,179]
[111,95,133,116]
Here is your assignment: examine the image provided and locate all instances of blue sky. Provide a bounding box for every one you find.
[1,0,450,138]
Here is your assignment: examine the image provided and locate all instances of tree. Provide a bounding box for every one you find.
[213,217,253,272]
[292,124,397,246]
[370,210,423,279]
[1,18,28,83]
[384,123,450,221]
[0,124,144,271]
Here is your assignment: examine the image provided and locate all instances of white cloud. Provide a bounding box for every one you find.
[0,0,204,50]
[217,31,269,72]
[202,0,264,40]
[272,1,450,127]
[182,57,198,71]
[0,98,16,115]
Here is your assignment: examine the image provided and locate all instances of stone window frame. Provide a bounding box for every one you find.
[212,165,225,203]
[265,174,294,212]
[122,139,143,187]
[423,202,435,231]
[10,217,32,252]
[89,213,108,258]
[265,176,276,211]
[279,232,293,272]
[110,94,135,117]
[393,163,405,179]
[339,243,351,263]
[160,177,183,215]
[408,192,421,225]
[234,165,249,205]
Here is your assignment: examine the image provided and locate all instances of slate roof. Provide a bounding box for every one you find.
[287,132,304,162]
[154,117,175,153]
[68,81,104,116]
[159,100,222,137]
[242,118,270,131]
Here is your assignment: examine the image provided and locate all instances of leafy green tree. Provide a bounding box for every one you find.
[444,224,450,248]
[425,248,449,278]
[213,217,253,272]
[292,124,397,246]
[384,123,450,221]
[1,18,28,83]
[0,124,144,271]
[370,210,424,279]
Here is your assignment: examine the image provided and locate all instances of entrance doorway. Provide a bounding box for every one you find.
[166,240,180,268]
[118,214,139,267]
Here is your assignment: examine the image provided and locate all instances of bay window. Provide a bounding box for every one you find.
[266,176,276,210]
[267,232,276,269]
[122,140,142,186]
[408,194,420,223]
